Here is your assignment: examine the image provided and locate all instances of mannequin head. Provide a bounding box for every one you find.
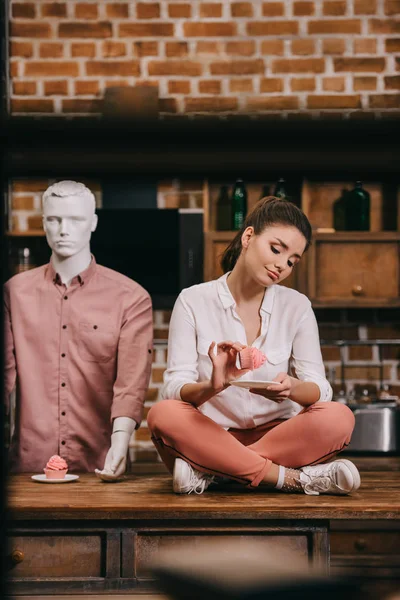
[42,180,98,259]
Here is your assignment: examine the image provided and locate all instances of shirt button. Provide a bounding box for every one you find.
[64,296,68,300]
[148,349,152,354]
[93,325,98,329]
[61,353,66,358]
[61,441,66,445]
[61,382,66,387]
[63,325,67,329]
[61,411,66,416]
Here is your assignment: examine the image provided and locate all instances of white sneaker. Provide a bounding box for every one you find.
[299,459,361,496]
[173,458,215,495]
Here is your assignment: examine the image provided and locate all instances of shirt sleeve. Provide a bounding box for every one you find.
[290,305,332,403]
[3,283,17,413]
[161,293,199,400]
[111,288,153,426]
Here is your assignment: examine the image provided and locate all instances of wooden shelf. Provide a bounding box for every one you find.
[6,231,46,237]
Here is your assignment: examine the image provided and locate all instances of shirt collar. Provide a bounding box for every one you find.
[46,254,97,287]
[217,272,276,314]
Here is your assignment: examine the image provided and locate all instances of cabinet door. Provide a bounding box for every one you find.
[307,233,400,307]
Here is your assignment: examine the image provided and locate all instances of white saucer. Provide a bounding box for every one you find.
[31,474,79,483]
[231,380,278,389]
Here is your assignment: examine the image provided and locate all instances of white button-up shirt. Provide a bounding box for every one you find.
[161,272,332,430]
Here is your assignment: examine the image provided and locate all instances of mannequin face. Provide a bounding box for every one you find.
[43,194,98,258]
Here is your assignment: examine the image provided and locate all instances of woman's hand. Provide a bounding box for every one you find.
[249,372,291,403]
[208,340,249,393]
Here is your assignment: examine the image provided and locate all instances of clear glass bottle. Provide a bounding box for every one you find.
[231,179,247,231]
[273,178,287,200]
[345,181,370,231]
[15,247,36,274]
[216,185,232,231]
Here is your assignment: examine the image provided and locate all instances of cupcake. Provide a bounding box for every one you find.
[44,455,68,480]
[239,347,267,371]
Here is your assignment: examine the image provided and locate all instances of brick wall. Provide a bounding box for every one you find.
[9,0,400,118]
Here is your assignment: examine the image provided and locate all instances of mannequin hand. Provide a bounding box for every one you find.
[250,372,291,403]
[208,340,249,392]
[95,431,130,482]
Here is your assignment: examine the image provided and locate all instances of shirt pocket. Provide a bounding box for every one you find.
[78,321,117,363]
[267,345,292,366]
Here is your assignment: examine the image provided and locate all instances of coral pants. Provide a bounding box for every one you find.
[147,400,355,488]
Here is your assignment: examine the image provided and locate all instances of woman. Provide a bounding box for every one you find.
[148,197,359,496]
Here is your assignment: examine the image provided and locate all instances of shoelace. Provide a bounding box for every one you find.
[189,470,215,495]
[302,464,346,495]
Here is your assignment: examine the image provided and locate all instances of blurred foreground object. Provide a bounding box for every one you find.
[152,539,360,600]
[103,85,159,119]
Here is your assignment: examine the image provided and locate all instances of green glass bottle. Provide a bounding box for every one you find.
[231,179,247,230]
[345,181,370,231]
[333,189,348,231]
[216,185,231,231]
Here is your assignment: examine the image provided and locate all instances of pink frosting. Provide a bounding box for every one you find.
[240,347,267,370]
[45,455,68,471]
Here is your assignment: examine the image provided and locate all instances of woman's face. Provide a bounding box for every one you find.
[241,224,307,287]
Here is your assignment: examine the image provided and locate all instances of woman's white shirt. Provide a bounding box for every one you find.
[161,272,332,430]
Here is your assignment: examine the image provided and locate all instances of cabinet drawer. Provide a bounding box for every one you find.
[7,534,103,578]
[331,531,400,555]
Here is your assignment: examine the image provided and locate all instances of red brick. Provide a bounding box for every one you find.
[229,78,254,92]
[353,76,377,90]
[334,58,385,72]
[62,99,103,113]
[247,21,298,36]
[355,0,377,13]
[13,81,36,95]
[25,61,79,77]
[196,41,223,54]
[353,38,377,54]
[104,79,130,89]
[247,96,299,110]
[231,2,253,16]
[260,40,284,55]
[308,20,361,34]
[106,3,129,18]
[71,43,96,57]
[184,22,236,36]
[41,3,67,17]
[12,195,35,210]
[307,95,361,109]
[323,1,347,15]
[291,77,316,91]
[11,22,51,38]
[385,0,400,13]
[184,97,238,112]
[59,22,112,38]
[293,2,315,15]
[291,40,315,55]
[321,346,341,360]
[262,2,285,16]
[367,325,400,339]
[260,77,283,93]
[168,80,191,94]
[210,59,264,75]
[369,94,400,108]
[102,41,126,57]
[75,3,98,18]
[12,3,36,18]
[397,56,400,69]
[369,19,400,34]
[11,99,54,113]
[200,3,223,17]
[133,41,159,56]
[39,43,64,59]
[137,3,160,18]
[44,80,68,95]
[10,41,33,58]
[198,80,221,94]
[27,215,45,230]
[323,76,346,92]
[10,61,20,78]
[165,42,188,57]
[159,98,178,113]
[75,80,100,95]
[272,58,325,73]
[12,180,50,193]
[348,346,373,360]
[119,23,174,36]
[86,61,140,76]
[148,60,203,76]
[168,3,191,18]
[385,38,400,52]
[225,41,255,56]
[322,39,346,54]
[385,75,400,89]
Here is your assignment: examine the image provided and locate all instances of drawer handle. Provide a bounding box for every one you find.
[354,538,367,551]
[11,549,24,564]
[351,285,364,296]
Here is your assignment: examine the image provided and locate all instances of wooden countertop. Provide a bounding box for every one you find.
[7,466,400,522]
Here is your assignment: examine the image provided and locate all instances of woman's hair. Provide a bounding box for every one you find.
[221,196,312,274]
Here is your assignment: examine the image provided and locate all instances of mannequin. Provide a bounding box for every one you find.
[4,181,153,481]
